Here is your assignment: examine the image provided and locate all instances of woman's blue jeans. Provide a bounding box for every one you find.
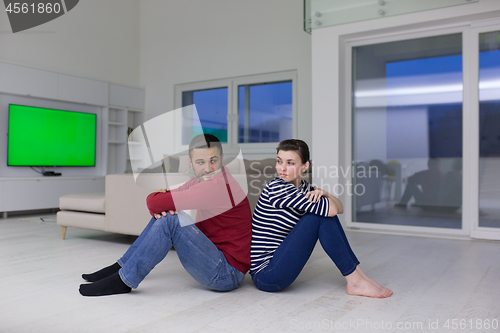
[252,213,359,292]
[117,213,245,291]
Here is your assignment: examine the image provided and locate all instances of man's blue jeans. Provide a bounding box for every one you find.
[252,213,359,292]
[117,213,245,291]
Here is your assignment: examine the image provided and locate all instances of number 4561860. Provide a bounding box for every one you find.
[5,2,61,14]
[444,319,498,330]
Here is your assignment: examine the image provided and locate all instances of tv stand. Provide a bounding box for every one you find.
[0,176,104,218]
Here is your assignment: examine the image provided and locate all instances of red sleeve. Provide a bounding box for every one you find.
[146,191,175,216]
[146,173,234,215]
[146,178,197,215]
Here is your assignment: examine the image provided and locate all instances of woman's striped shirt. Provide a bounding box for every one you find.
[250,177,330,275]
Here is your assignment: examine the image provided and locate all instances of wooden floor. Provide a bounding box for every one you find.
[1,214,499,333]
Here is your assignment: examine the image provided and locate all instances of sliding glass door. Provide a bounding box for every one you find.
[347,23,500,239]
[351,32,463,230]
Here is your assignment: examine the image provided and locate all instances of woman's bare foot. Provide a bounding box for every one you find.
[355,266,393,297]
[345,270,391,298]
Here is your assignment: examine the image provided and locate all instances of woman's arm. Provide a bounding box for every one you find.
[326,193,343,216]
[268,181,330,217]
[305,186,344,216]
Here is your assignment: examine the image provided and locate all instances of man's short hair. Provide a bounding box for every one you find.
[188,134,223,158]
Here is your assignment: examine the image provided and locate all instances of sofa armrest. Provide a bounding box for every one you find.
[105,174,152,235]
[104,173,195,235]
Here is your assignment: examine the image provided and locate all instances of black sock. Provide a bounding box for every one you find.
[79,272,131,297]
[82,262,121,282]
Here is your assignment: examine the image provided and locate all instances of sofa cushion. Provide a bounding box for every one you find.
[163,154,180,172]
[223,155,245,174]
[244,158,277,175]
[57,210,106,230]
[178,155,193,174]
[59,193,105,213]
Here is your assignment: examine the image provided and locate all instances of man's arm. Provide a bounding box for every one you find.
[146,177,199,215]
[147,191,174,216]
[146,176,233,215]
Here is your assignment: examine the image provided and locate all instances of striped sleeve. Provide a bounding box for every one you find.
[267,180,329,217]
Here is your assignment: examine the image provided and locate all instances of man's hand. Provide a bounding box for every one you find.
[201,168,223,181]
[154,210,178,219]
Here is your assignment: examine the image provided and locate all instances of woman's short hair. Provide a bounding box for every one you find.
[276,139,310,164]
[189,134,223,157]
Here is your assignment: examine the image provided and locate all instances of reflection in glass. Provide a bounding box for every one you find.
[479,31,500,228]
[238,81,292,143]
[352,34,463,229]
[182,88,228,144]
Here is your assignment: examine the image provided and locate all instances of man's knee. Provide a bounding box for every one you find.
[158,212,180,221]
[153,213,181,231]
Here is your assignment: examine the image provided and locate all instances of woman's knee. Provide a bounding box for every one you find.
[299,212,321,225]
[330,214,341,223]
[301,212,337,227]
[251,275,291,292]
[251,269,294,292]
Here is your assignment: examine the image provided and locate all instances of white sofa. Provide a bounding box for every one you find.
[57,173,190,239]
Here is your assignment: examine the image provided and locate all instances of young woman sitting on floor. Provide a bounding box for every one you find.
[250,139,392,298]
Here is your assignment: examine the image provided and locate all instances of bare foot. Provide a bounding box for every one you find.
[356,266,393,297]
[345,271,391,298]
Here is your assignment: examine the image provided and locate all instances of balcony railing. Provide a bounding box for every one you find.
[304,0,478,34]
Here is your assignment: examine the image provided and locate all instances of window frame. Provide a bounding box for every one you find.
[469,22,500,240]
[174,71,297,154]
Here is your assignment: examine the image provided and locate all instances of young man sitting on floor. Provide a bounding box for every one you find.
[79,134,252,297]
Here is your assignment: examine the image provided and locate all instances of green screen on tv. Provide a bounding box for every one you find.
[8,105,97,167]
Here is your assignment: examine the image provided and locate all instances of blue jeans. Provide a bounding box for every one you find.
[117,213,245,290]
[252,213,359,292]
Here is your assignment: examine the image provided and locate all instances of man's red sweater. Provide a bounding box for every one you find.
[146,167,252,274]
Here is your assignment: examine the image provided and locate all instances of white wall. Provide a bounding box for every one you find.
[0,1,141,178]
[0,0,140,87]
[139,0,312,158]
[311,0,500,200]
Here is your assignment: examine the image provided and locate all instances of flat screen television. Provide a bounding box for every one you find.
[8,104,97,167]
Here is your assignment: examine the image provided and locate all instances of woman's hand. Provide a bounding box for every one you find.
[305,186,344,215]
[154,210,178,219]
[305,186,327,203]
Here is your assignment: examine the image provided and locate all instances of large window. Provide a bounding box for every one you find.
[175,71,296,149]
